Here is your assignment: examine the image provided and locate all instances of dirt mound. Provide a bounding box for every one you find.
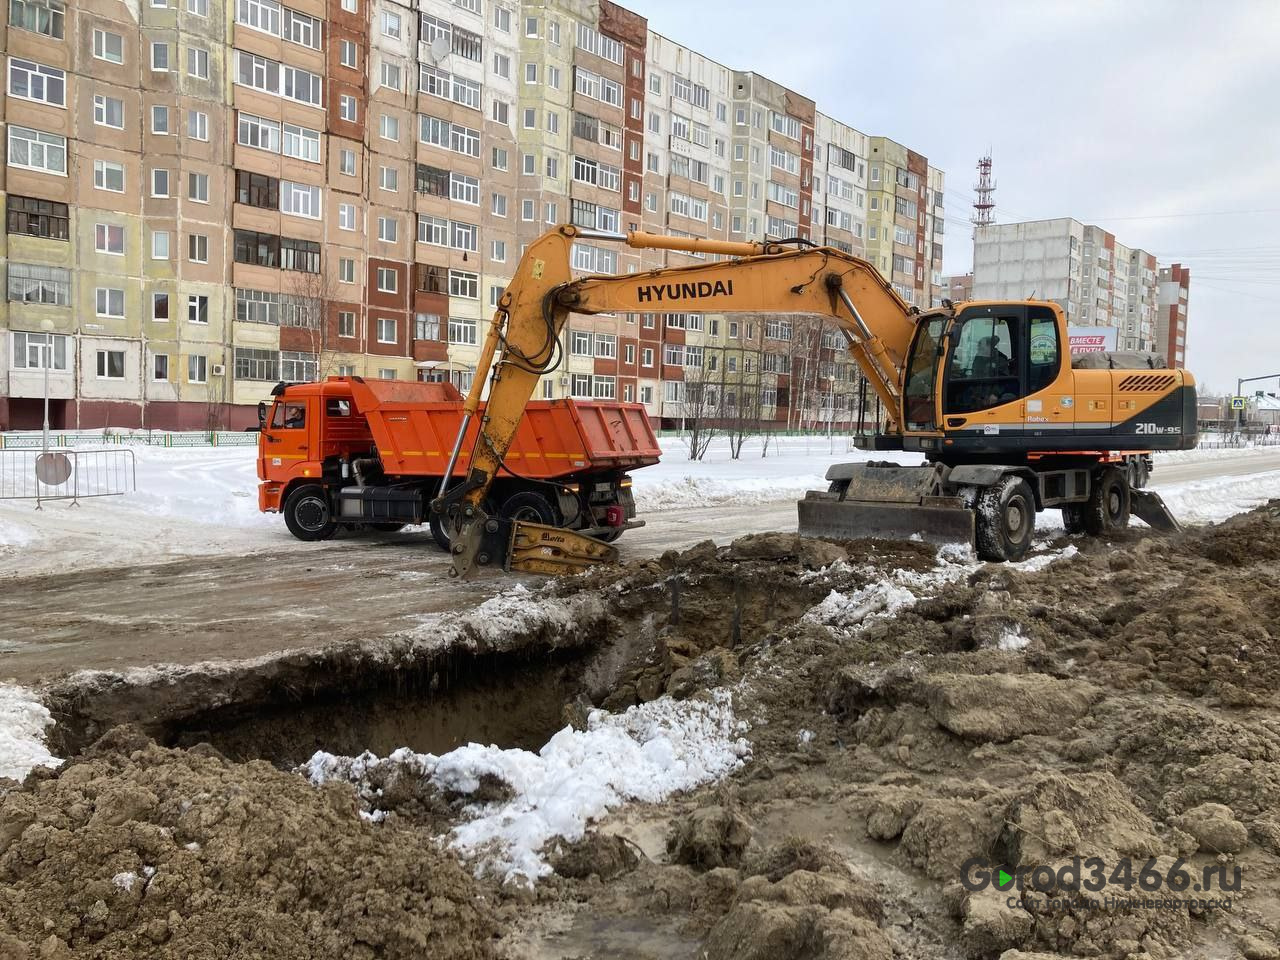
[0,729,494,959]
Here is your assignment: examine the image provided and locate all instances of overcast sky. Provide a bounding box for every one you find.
[630,0,1280,394]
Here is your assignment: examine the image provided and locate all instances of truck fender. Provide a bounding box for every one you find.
[944,464,1043,509]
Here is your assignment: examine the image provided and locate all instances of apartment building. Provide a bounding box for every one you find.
[0,0,944,431]
[972,218,1171,353]
[1156,262,1189,369]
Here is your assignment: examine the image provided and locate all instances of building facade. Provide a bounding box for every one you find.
[941,272,972,303]
[1156,262,1189,369]
[971,218,1174,354]
[0,0,944,431]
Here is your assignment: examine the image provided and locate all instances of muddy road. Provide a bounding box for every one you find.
[1,451,1277,686]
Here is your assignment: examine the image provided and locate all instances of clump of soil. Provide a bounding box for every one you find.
[0,728,494,959]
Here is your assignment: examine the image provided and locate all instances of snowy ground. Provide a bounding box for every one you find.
[3,437,1280,577]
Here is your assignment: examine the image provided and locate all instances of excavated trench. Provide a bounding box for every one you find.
[40,548,843,769]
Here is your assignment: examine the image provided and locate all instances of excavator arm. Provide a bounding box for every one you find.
[433,224,923,578]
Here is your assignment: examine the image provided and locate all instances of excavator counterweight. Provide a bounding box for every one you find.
[440,225,1198,577]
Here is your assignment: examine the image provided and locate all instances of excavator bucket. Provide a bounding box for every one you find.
[1130,489,1181,534]
[797,463,976,547]
[448,510,618,577]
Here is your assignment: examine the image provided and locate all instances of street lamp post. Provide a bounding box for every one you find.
[1235,373,1280,434]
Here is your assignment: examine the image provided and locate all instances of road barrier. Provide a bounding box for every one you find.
[0,448,137,507]
[0,430,257,449]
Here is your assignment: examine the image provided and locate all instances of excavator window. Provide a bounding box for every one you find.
[1027,306,1061,393]
[946,310,1022,414]
[903,317,946,431]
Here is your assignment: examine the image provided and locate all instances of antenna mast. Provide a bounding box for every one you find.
[972,154,995,227]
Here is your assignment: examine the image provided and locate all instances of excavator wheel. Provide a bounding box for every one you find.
[975,476,1035,562]
[1085,467,1131,536]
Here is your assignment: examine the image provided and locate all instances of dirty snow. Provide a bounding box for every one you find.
[111,872,138,893]
[997,626,1031,651]
[305,690,749,883]
[0,683,62,781]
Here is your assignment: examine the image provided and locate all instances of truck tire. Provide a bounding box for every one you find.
[500,490,558,526]
[1128,456,1150,490]
[1085,467,1130,536]
[975,476,1035,562]
[283,484,338,541]
[429,499,496,552]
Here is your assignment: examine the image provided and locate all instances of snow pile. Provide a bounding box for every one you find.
[805,554,979,632]
[1012,544,1079,572]
[305,690,749,883]
[1154,470,1280,525]
[997,626,1031,652]
[0,684,63,781]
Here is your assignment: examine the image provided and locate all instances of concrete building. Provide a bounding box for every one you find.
[941,272,972,303]
[972,219,1170,353]
[0,0,944,431]
[1156,262,1190,369]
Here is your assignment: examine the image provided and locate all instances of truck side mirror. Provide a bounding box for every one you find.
[258,401,267,427]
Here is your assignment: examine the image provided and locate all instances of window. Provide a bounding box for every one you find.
[11,0,64,38]
[152,293,169,322]
[545,156,559,179]
[188,234,208,263]
[92,94,124,129]
[379,114,400,142]
[378,216,398,242]
[379,166,398,192]
[449,270,478,298]
[339,95,357,122]
[283,123,320,163]
[235,347,278,381]
[493,4,510,30]
[8,58,65,107]
[188,0,208,14]
[95,287,124,317]
[283,65,322,105]
[340,0,354,10]
[238,113,280,153]
[188,172,209,202]
[93,29,124,63]
[413,313,439,341]
[337,203,355,230]
[96,350,125,379]
[336,311,356,338]
[152,106,170,134]
[152,230,170,259]
[95,223,124,255]
[376,267,397,293]
[381,62,402,90]
[151,354,169,382]
[187,110,209,141]
[151,41,169,71]
[339,258,355,283]
[283,8,321,48]
[340,39,356,68]
[93,160,125,193]
[187,47,209,79]
[375,316,397,344]
[279,236,320,272]
[340,148,355,175]
[280,180,321,218]
[448,316,476,344]
[8,264,70,305]
[6,196,68,241]
[7,126,65,175]
[236,169,278,208]
[187,355,207,383]
[188,295,209,324]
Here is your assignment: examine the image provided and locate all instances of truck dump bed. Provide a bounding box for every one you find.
[345,378,660,479]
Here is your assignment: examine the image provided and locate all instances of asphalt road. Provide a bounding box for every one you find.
[4,450,1279,686]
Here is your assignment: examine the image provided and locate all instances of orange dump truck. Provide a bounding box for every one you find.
[257,376,661,547]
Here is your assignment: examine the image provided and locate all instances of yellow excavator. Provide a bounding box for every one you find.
[434,226,1196,577]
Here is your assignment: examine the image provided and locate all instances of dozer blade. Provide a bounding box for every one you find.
[506,520,619,575]
[798,493,976,546]
[1130,489,1181,534]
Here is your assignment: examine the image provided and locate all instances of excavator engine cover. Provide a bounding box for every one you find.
[797,462,976,547]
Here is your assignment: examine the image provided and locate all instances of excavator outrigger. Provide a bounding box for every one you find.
[434,226,1196,578]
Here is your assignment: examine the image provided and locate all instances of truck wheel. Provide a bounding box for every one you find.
[429,499,496,551]
[283,484,337,541]
[975,476,1036,562]
[1128,457,1150,490]
[499,491,558,526]
[1062,504,1087,535]
[1085,467,1130,536]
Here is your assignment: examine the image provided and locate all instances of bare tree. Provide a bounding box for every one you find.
[288,269,343,380]
[721,343,764,460]
[678,364,721,461]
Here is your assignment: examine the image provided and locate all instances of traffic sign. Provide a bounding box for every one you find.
[1230,397,1246,411]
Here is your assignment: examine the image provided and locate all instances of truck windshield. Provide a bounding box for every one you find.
[903,318,946,431]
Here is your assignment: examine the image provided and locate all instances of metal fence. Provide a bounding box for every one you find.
[0,430,257,449]
[0,448,137,506]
